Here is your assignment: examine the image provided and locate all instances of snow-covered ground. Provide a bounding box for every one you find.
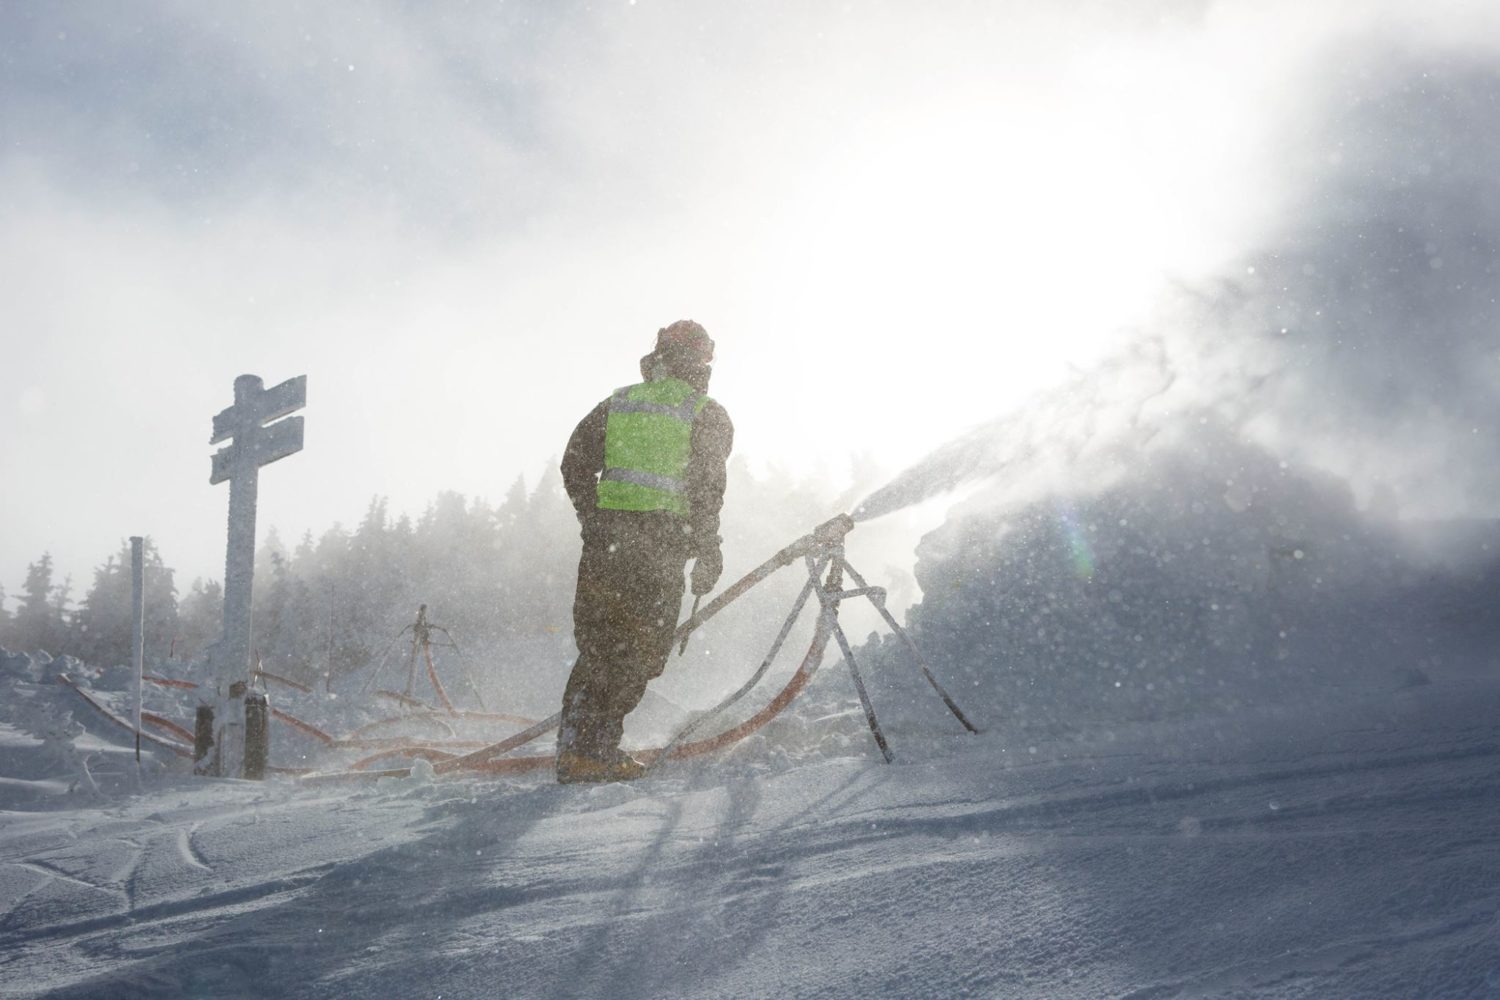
[2,643,1497,998]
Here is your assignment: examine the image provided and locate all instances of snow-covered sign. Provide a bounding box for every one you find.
[203,374,306,776]
[209,375,306,484]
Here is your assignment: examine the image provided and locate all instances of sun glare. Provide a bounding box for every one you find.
[729,26,1272,477]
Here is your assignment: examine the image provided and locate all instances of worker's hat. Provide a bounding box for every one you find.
[654,320,714,365]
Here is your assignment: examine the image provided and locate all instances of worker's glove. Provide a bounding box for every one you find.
[691,545,723,596]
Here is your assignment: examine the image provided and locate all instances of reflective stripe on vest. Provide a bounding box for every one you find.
[600,467,686,494]
[597,378,710,515]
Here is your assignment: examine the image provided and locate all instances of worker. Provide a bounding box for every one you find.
[556,320,734,783]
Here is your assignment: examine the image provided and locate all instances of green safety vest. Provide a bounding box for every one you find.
[597,378,710,516]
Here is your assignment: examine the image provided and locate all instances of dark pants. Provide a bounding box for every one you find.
[558,510,690,759]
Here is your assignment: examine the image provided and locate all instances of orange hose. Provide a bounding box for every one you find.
[254,669,313,693]
[349,745,460,771]
[375,690,436,710]
[341,737,488,752]
[424,642,457,714]
[300,524,855,784]
[142,712,195,744]
[345,710,537,741]
[143,673,199,690]
[272,708,336,744]
[58,675,192,758]
[328,610,835,781]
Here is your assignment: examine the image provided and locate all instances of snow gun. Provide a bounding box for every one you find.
[648,511,975,773]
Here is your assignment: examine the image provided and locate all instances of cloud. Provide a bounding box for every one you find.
[0,3,570,231]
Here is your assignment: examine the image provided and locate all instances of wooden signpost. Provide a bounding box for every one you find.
[197,374,306,777]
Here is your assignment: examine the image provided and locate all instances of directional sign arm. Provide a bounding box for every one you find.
[209,416,305,484]
[209,445,235,485]
[210,405,238,446]
[210,375,307,444]
[255,415,305,467]
[256,375,308,427]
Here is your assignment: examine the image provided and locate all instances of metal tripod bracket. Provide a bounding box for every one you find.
[651,514,978,773]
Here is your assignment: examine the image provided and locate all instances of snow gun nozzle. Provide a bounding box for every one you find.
[772,514,856,569]
[813,513,856,546]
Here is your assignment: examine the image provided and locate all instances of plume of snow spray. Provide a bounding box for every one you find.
[856,42,1500,528]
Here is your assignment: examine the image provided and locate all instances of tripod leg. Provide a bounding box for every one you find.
[423,636,457,714]
[403,633,421,699]
[434,628,489,712]
[840,558,980,734]
[830,617,893,763]
[459,662,489,712]
[358,628,408,698]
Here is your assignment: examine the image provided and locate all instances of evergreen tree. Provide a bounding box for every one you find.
[0,583,13,653]
[72,539,178,667]
[253,550,319,682]
[148,460,843,699]
[49,574,74,652]
[12,554,67,654]
[417,491,483,634]
[294,530,316,564]
[496,475,528,532]
[510,464,580,638]
[176,578,223,663]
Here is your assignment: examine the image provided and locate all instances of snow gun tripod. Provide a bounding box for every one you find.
[648,513,979,773]
[360,604,489,714]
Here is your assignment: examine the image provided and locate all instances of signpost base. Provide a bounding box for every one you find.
[245,691,270,780]
[193,705,216,775]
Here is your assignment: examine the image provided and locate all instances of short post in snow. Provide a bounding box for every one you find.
[130,536,145,764]
[244,689,270,780]
[199,373,306,778]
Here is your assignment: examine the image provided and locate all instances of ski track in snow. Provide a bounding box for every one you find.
[178,824,212,873]
[0,675,1496,999]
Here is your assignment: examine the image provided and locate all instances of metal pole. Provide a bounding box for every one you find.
[130,536,145,763]
[432,625,489,712]
[817,548,894,763]
[325,583,336,693]
[404,605,425,698]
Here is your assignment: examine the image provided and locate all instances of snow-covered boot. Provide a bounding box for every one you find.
[557,748,645,784]
[604,748,647,781]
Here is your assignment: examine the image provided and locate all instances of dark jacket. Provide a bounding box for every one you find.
[561,379,733,558]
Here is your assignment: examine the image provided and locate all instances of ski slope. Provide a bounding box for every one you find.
[3,661,1497,998]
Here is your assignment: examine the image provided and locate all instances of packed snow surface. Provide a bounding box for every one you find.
[2,646,1497,998]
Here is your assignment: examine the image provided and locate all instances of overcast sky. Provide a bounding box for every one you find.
[1,0,1492,596]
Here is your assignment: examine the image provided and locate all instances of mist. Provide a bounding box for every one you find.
[8,1,1487,595]
[859,28,1500,529]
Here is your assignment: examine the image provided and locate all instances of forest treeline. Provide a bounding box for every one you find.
[0,458,847,685]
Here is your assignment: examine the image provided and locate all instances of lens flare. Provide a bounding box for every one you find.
[1055,504,1096,580]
